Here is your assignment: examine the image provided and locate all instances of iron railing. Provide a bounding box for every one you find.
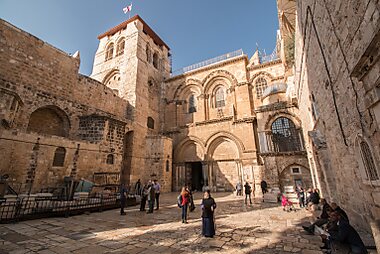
[171,49,244,77]
[0,194,137,223]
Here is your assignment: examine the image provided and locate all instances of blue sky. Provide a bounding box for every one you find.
[0,1,279,75]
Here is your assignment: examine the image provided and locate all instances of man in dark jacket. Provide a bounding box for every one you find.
[120,183,128,215]
[244,182,252,205]
[331,202,349,223]
[321,211,367,254]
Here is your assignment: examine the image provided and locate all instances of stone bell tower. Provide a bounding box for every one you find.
[91,15,173,188]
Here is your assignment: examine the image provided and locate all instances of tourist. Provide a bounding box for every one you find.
[187,185,195,212]
[244,182,252,205]
[153,179,161,210]
[236,182,242,196]
[147,181,155,214]
[330,202,349,223]
[281,193,295,212]
[307,188,320,211]
[135,179,142,196]
[320,211,368,254]
[180,186,190,223]
[140,183,148,211]
[201,190,217,238]
[302,198,331,233]
[120,183,127,215]
[260,180,268,195]
[296,186,305,208]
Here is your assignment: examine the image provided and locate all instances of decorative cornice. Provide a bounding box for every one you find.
[248,59,282,71]
[167,55,248,82]
[195,116,233,126]
[233,117,256,124]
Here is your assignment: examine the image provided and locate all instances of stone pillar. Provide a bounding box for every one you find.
[202,161,209,188]
[369,219,380,252]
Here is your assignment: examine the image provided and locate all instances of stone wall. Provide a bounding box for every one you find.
[293,0,380,246]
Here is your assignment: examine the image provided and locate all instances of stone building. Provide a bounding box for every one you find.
[0,13,312,196]
[281,0,380,248]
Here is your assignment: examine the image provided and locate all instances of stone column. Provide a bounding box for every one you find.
[202,161,209,189]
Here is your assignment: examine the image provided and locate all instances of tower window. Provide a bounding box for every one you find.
[153,53,159,69]
[255,77,268,99]
[53,147,66,167]
[147,117,155,129]
[188,94,197,113]
[106,154,114,165]
[105,43,114,61]
[146,45,152,63]
[116,39,125,56]
[215,87,225,108]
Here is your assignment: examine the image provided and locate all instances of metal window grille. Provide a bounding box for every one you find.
[105,43,114,61]
[53,147,66,167]
[215,88,225,108]
[188,94,197,113]
[271,117,301,152]
[255,77,268,99]
[360,141,379,181]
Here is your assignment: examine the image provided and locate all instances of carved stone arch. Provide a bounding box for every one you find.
[249,71,275,83]
[205,131,244,158]
[174,136,206,162]
[102,69,120,84]
[172,78,203,100]
[27,105,71,137]
[264,111,302,130]
[279,162,309,175]
[202,70,238,94]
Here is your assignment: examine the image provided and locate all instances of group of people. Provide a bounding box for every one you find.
[301,197,368,253]
[236,180,268,204]
[178,186,217,238]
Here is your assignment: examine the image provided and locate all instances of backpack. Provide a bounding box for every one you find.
[177,194,183,208]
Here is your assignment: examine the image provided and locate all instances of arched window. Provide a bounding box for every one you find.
[215,87,225,108]
[105,43,114,61]
[271,117,302,152]
[153,52,158,69]
[188,94,197,113]
[147,117,155,129]
[53,147,66,167]
[146,45,152,63]
[359,140,379,181]
[255,77,268,99]
[116,39,125,56]
[106,154,114,165]
[27,106,70,137]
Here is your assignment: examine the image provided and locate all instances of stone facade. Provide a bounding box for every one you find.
[287,0,380,248]
[0,13,312,198]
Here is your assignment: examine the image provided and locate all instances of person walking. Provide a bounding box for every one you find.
[180,186,190,223]
[296,186,305,208]
[201,190,217,238]
[244,182,252,205]
[147,181,155,214]
[120,183,127,215]
[153,180,161,210]
[235,182,242,196]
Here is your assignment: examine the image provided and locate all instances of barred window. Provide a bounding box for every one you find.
[215,87,225,108]
[360,141,379,181]
[116,39,125,56]
[271,117,302,152]
[255,77,268,99]
[166,160,170,172]
[189,94,197,113]
[106,154,114,165]
[105,43,114,61]
[53,147,66,167]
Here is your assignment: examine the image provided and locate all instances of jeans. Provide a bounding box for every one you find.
[120,199,126,214]
[245,193,252,204]
[148,199,155,213]
[155,193,160,209]
[181,203,188,222]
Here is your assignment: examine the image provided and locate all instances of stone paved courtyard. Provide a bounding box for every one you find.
[0,193,373,254]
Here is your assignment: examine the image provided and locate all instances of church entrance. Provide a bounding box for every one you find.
[186,162,203,192]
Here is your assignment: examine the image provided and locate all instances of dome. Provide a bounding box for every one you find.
[262,83,287,99]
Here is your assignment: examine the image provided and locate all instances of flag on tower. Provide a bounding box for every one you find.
[123,3,132,14]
